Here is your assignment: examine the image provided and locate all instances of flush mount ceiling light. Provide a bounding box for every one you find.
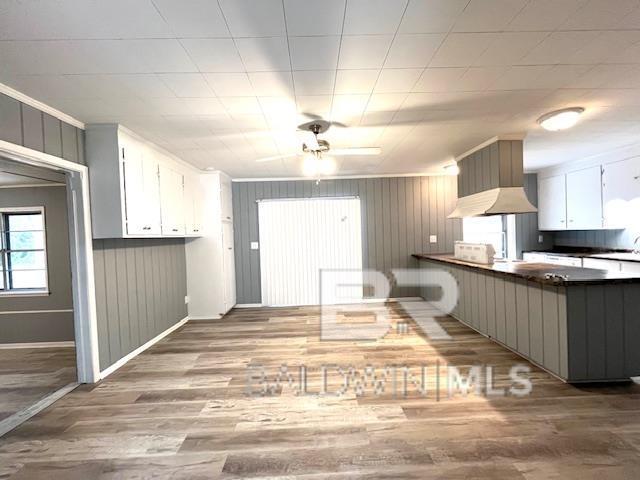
[537,107,584,131]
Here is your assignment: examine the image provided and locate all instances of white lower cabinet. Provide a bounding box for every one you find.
[621,261,640,274]
[582,258,621,271]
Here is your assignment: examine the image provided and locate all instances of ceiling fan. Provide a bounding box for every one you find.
[255,118,382,176]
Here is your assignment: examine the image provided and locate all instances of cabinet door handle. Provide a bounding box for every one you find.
[172,228,178,232]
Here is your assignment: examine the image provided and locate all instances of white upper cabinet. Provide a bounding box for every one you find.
[538,166,608,231]
[220,175,233,222]
[602,156,640,228]
[122,139,161,236]
[538,174,567,231]
[86,124,203,239]
[566,166,603,230]
[183,174,204,235]
[159,164,186,236]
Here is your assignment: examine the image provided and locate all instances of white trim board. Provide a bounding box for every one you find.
[232,172,454,182]
[234,297,422,309]
[188,315,222,321]
[0,139,100,384]
[0,341,75,349]
[0,183,66,189]
[99,316,189,379]
[0,82,84,130]
[454,134,526,162]
[0,382,79,437]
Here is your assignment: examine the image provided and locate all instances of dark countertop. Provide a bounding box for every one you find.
[413,253,640,285]
[524,247,640,263]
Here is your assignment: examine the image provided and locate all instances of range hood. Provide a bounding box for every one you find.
[448,136,537,218]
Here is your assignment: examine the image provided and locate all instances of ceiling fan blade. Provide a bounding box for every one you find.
[255,153,299,163]
[330,147,381,156]
[330,121,349,128]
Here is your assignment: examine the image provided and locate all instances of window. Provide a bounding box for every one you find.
[0,208,48,293]
[462,215,516,259]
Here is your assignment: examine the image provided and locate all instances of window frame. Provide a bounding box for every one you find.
[0,206,49,296]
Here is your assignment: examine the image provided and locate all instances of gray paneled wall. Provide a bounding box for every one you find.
[232,176,462,304]
[515,173,553,257]
[0,93,85,165]
[0,186,74,343]
[92,238,187,371]
[1,90,190,376]
[457,140,524,198]
[554,229,639,250]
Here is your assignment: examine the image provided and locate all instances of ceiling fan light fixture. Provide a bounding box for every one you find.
[320,156,337,175]
[537,107,584,131]
[302,153,319,177]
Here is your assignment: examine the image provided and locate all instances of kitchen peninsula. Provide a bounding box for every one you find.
[414,254,640,383]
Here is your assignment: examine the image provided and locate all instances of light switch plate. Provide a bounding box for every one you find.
[429,235,437,244]
[538,234,544,244]
[184,296,189,305]
[250,241,259,250]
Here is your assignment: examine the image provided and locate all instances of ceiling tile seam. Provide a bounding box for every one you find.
[327,0,349,122]
[380,1,473,139]
[215,0,270,160]
[150,0,238,165]
[279,0,297,158]
[356,0,410,133]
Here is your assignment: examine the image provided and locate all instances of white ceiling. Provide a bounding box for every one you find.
[0,170,61,187]
[2,0,640,177]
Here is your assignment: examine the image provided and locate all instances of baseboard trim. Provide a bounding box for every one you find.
[99,316,189,380]
[0,382,79,437]
[188,315,222,321]
[0,341,75,349]
[235,297,423,308]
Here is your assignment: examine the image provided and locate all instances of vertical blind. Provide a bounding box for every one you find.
[258,197,363,306]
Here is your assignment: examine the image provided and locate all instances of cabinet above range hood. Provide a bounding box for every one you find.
[448,136,537,218]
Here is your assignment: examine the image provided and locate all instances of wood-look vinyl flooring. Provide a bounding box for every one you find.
[0,347,76,422]
[2,304,640,479]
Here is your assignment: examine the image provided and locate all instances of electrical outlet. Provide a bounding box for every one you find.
[538,234,544,244]
[429,235,437,244]
[184,295,189,305]
[250,241,259,250]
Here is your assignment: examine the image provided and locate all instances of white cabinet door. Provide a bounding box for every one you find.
[544,255,582,267]
[220,177,233,222]
[183,175,204,236]
[183,174,196,235]
[620,261,640,274]
[160,165,185,236]
[142,153,161,235]
[583,257,621,271]
[222,221,236,312]
[602,156,640,228]
[122,141,146,236]
[538,175,567,230]
[523,252,547,262]
[566,166,603,230]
